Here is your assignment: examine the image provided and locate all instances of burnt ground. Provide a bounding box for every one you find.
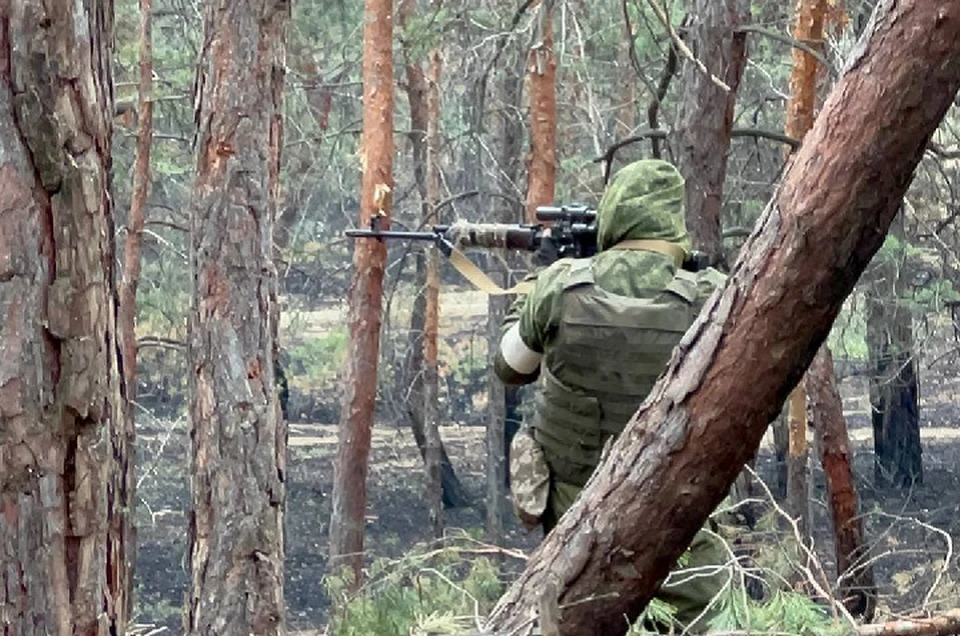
[132,347,960,634]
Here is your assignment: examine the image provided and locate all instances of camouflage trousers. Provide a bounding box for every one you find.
[544,479,731,634]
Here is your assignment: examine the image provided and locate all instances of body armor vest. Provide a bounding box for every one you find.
[532,258,700,487]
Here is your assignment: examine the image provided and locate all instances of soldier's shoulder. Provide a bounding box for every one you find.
[531,258,580,291]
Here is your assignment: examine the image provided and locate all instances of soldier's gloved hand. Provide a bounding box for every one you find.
[533,229,559,267]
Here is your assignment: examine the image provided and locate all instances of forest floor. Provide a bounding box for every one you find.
[131,294,960,634]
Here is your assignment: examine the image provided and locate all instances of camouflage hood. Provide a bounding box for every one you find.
[596,159,691,253]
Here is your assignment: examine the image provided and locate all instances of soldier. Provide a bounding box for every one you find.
[495,159,731,632]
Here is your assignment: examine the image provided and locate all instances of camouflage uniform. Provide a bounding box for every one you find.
[496,159,730,632]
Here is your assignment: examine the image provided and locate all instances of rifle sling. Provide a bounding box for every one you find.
[448,247,534,295]
[609,239,685,268]
[446,239,685,295]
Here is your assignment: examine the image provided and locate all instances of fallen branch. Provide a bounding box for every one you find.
[856,610,960,636]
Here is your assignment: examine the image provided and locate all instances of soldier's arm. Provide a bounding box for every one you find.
[494,263,568,385]
[495,274,541,385]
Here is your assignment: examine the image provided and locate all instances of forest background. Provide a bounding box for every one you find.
[3,0,960,634]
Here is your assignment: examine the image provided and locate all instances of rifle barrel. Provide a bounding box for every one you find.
[345,229,441,241]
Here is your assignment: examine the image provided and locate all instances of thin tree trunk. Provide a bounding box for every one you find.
[329,0,394,588]
[867,277,923,487]
[786,386,811,535]
[782,0,830,537]
[423,47,443,538]
[673,0,749,269]
[397,0,471,512]
[484,3,960,632]
[525,0,557,220]
[119,0,153,396]
[115,0,152,616]
[0,0,130,631]
[616,22,636,139]
[772,409,789,499]
[808,347,877,619]
[184,0,289,631]
[486,51,525,543]
[487,287,508,543]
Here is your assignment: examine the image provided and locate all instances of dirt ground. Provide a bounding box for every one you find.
[132,321,960,634]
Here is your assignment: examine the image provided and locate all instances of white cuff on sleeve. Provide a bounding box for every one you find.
[500,323,542,375]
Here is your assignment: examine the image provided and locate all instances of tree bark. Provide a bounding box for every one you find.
[484,3,960,633]
[184,0,289,631]
[524,0,557,220]
[807,347,877,619]
[673,0,749,269]
[329,0,394,587]
[0,0,130,631]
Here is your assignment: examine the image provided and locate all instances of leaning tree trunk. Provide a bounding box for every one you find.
[184,0,290,631]
[807,348,877,619]
[329,0,394,588]
[0,0,131,632]
[484,2,960,633]
[673,0,749,270]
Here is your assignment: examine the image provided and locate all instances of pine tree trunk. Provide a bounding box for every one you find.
[119,0,153,395]
[525,0,557,220]
[329,0,394,587]
[115,0,153,616]
[782,0,830,536]
[0,0,130,631]
[807,348,877,619]
[484,3,960,632]
[673,0,749,269]
[184,0,289,630]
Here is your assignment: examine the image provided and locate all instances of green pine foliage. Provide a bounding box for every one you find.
[325,539,503,636]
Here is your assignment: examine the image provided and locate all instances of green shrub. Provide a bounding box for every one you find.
[325,538,504,636]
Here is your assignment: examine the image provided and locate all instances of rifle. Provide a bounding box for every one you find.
[345,204,709,293]
[344,204,599,260]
